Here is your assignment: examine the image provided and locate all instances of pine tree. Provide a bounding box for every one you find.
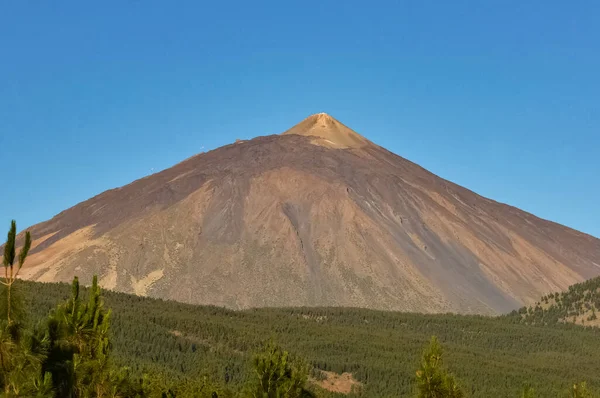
[42,275,115,397]
[415,336,464,398]
[568,382,592,398]
[521,385,535,398]
[0,220,46,396]
[1,220,31,324]
[245,340,313,398]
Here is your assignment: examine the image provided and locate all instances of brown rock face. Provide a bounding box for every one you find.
[16,114,600,314]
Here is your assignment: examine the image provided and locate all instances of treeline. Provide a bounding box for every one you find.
[3,220,600,397]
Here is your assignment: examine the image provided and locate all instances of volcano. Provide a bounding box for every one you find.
[16,113,600,314]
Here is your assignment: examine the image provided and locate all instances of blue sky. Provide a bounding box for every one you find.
[1,1,598,238]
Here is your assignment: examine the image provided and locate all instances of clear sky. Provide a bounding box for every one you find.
[1,1,598,238]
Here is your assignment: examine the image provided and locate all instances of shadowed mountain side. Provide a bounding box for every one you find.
[15,114,600,314]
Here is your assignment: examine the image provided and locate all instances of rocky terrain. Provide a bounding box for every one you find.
[16,113,600,314]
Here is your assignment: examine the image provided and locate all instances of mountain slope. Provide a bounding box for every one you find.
[16,113,600,314]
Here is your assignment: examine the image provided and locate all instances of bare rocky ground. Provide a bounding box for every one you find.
[16,113,600,314]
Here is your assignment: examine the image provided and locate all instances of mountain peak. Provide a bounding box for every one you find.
[282,113,370,149]
[17,113,600,315]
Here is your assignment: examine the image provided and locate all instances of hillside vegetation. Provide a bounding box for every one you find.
[513,276,600,327]
[14,279,600,397]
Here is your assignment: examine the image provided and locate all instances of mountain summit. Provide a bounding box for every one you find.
[16,114,600,314]
[282,113,370,148]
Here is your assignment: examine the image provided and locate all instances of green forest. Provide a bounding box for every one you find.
[3,220,600,397]
[512,276,600,328]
